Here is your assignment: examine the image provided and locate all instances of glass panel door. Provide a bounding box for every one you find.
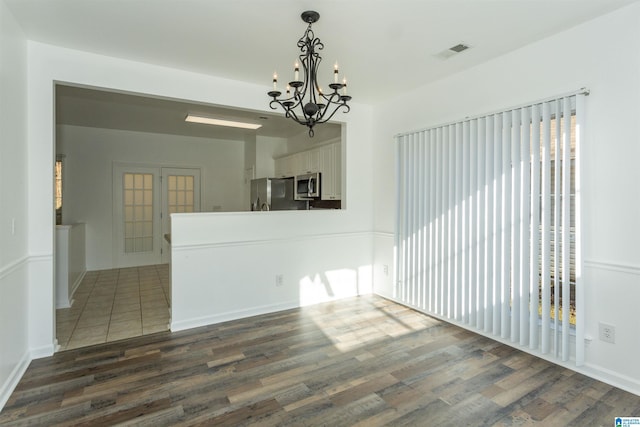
[161,168,201,264]
[123,172,154,253]
[113,165,162,267]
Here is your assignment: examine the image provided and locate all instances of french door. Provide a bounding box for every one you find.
[113,165,161,267]
[113,164,201,268]
[161,168,201,264]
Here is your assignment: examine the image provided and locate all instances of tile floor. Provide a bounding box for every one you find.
[56,264,170,351]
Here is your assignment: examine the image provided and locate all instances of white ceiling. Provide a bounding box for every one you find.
[7,0,637,139]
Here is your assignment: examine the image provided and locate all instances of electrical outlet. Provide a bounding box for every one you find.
[383,264,389,276]
[599,322,616,344]
[275,274,284,287]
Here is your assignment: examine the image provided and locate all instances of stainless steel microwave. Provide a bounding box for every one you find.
[294,172,321,200]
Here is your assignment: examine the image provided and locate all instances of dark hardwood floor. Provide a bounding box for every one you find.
[1,295,639,426]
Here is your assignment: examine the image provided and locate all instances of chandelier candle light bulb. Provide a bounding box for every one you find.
[267,10,352,137]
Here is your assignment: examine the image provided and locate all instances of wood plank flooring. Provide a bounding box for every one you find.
[2,295,639,426]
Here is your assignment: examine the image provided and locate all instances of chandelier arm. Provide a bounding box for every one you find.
[285,108,303,123]
[269,97,308,127]
[314,91,344,120]
[319,90,345,106]
[291,90,305,109]
[296,51,314,121]
[315,102,350,125]
[297,46,310,93]
[307,41,321,112]
[270,98,297,120]
[311,97,331,123]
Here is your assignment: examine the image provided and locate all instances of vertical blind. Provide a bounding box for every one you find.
[395,91,586,365]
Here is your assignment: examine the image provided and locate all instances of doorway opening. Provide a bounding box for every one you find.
[52,82,336,351]
[55,163,201,350]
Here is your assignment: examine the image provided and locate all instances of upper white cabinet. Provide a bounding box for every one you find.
[274,157,284,177]
[319,142,341,200]
[306,149,321,174]
[273,140,342,200]
[293,149,321,175]
[274,155,296,178]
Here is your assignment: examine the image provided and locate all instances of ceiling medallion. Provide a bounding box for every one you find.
[268,11,351,137]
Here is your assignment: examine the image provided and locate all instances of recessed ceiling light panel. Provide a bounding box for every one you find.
[185,114,262,130]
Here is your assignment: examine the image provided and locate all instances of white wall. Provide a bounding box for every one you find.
[287,123,341,153]
[171,212,373,331]
[0,0,30,410]
[57,125,246,269]
[25,41,373,364]
[255,135,288,178]
[372,3,640,394]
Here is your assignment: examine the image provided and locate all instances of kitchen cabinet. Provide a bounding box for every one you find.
[292,150,320,175]
[274,157,285,177]
[293,152,307,174]
[274,155,296,178]
[332,143,342,200]
[275,148,321,177]
[273,140,341,201]
[319,142,341,200]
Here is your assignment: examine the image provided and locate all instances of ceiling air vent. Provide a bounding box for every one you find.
[449,43,469,53]
[435,43,471,60]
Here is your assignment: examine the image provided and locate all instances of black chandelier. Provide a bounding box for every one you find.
[268,11,351,137]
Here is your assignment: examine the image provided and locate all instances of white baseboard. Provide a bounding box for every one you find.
[70,270,86,299]
[56,299,71,309]
[580,363,640,397]
[171,300,299,332]
[30,343,56,359]
[56,270,86,309]
[584,259,640,276]
[0,351,31,412]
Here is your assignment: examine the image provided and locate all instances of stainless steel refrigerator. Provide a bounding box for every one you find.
[250,178,308,211]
